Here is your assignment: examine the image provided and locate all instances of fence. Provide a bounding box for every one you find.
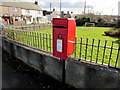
[9,23,52,31]
[1,29,120,69]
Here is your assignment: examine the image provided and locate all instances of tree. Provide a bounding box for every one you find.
[75,17,91,26]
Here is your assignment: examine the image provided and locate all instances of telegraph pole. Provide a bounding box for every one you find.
[60,0,61,12]
[60,0,62,17]
[111,8,113,16]
[50,3,51,12]
[50,2,52,22]
[84,1,86,14]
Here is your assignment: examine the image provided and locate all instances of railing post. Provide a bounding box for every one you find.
[40,33,42,49]
[12,31,15,40]
[79,37,83,61]
[115,42,120,68]
[102,40,108,65]
[90,38,95,62]
[108,41,114,66]
[49,34,52,52]
[74,37,77,58]
[96,39,101,63]
[46,33,48,51]
[85,38,89,60]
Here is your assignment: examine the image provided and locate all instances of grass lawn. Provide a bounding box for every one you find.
[38,26,119,46]
[7,26,120,67]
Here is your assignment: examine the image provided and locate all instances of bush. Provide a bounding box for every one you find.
[104,30,120,37]
[75,17,90,26]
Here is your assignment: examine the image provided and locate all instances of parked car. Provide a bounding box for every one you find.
[0,21,6,28]
[0,21,6,35]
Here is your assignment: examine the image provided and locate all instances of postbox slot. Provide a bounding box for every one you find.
[53,26,67,28]
[53,28,68,35]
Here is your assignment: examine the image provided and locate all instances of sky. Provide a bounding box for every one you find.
[1,0,120,15]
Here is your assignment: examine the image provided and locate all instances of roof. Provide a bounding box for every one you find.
[0,2,42,11]
[51,11,60,16]
[51,12,60,16]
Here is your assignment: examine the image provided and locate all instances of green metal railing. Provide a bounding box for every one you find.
[1,29,120,69]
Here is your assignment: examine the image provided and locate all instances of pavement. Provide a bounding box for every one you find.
[2,61,42,88]
[0,46,2,89]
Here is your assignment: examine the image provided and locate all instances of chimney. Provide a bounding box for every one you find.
[67,11,70,14]
[71,12,73,14]
[60,11,64,18]
[35,1,38,5]
[53,9,55,11]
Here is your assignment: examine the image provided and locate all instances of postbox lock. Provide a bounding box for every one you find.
[58,35,62,38]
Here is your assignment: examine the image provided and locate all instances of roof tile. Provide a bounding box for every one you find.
[1,2,42,10]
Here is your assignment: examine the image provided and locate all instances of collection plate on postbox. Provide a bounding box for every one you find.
[52,18,76,60]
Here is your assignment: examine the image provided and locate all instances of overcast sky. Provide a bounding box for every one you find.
[1,0,120,15]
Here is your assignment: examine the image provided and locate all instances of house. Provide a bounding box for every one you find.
[0,1,43,25]
[0,2,23,25]
[45,9,60,22]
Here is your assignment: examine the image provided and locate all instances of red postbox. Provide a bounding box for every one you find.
[52,18,76,59]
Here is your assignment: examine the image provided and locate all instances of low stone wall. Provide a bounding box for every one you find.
[10,24,52,31]
[1,37,120,88]
[14,21,26,25]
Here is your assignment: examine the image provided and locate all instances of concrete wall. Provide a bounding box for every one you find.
[1,37,120,88]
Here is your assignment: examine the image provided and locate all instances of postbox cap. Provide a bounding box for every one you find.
[52,18,75,27]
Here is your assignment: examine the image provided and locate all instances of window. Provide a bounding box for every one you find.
[12,7,18,11]
[39,11,41,14]
[37,11,41,14]
[33,18,35,21]
[15,17,19,21]
[15,18,18,21]
[26,10,30,13]
[27,17,31,22]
